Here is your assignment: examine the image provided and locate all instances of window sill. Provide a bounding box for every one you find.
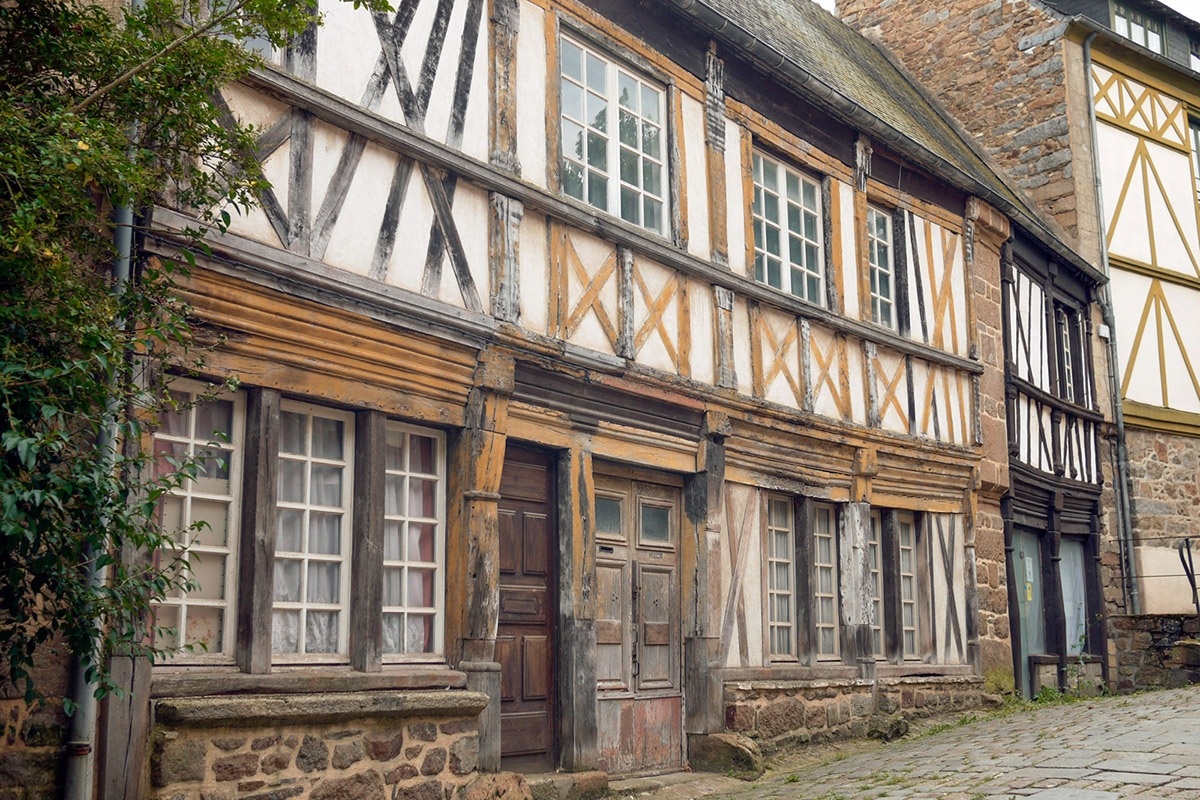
[153,686,488,728]
[150,663,467,699]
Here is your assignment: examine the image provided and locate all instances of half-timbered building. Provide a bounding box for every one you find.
[69,0,1101,795]
[837,0,1200,693]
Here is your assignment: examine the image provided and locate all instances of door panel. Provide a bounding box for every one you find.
[1013,527,1046,698]
[594,471,682,775]
[498,447,556,772]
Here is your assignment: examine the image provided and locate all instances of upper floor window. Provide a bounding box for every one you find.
[867,206,896,330]
[1055,305,1087,406]
[898,512,919,659]
[752,153,824,305]
[559,35,667,234]
[1190,118,1200,206]
[1191,39,1200,72]
[1114,3,1164,54]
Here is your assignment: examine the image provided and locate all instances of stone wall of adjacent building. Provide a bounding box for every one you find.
[149,700,482,800]
[1126,428,1200,546]
[1110,614,1200,691]
[837,0,1079,241]
[0,643,72,799]
[723,676,984,752]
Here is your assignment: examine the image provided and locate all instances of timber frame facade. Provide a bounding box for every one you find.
[79,0,1101,795]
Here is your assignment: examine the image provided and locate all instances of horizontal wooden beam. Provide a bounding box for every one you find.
[1011,378,1106,423]
[239,66,982,377]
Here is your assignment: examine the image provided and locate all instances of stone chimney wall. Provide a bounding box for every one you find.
[837,0,1079,243]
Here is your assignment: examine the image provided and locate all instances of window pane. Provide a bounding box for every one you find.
[408,567,435,607]
[191,499,229,547]
[561,39,583,81]
[189,552,226,601]
[641,85,660,124]
[196,400,233,443]
[618,72,638,110]
[185,607,223,651]
[310,464,343,507]
[620,147,639,185]
[563,119,584,162]
[409,522,436,562]
[306,561,340,604]
[562,160,584,200]
[311,417,343,460]
[562,81,583,121]
[586,52,606,93]
[384,521,403,561]
[309,512,341,555]
[383,613,403,654]
[280,411,306,455]
[596,497,622,536]
[641,504,671,542]
[587,92,607,133]
[619,109,638,148]
[587,131,607,170]
[409,478,436,518]
[643,198,662,232]
[272,610,300,653]
[621,186,640,224]
[588,172,607,209]
[407,614,434,653]
[278,459,305,503]
[274,559,301,602]
[305,611,338,653]
[643,161,661,196]
[385,475,405,516]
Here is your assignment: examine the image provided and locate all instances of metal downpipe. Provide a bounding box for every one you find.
[62,200,134,800]
[1082,32,1140,615]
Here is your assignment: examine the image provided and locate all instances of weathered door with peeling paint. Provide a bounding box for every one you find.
[497,447,556,772]
[594,471,682,776]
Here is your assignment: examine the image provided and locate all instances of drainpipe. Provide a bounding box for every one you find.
[62,200,134,800]
[1082,31,1140,615]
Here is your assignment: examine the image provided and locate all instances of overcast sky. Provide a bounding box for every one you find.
[811,0,1198,22]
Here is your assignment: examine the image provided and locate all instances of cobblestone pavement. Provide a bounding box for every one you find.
[627,686,1200,800]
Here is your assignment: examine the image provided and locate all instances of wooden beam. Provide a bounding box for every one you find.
[880,509,902,665]
[488,193,524,323]
[704,45,728,267]
[350,409,387,673]
[489,0,520,173]
[236,387,280,675]
[557,445,598,770]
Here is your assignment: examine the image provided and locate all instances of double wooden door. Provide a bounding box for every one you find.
[497,447,556,772]
[593,471,682,775]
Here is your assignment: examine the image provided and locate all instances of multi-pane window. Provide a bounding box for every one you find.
[867,206,896,329]
[868,513,883,658]
[153,384,244,659]
[274,403,355,658]
[559,35,667,234]
[383,423,445,658]
[752,153,824,304]
[767,496,796,658]
[1057,308,1079,404]
[813,504,839,659]
[899,514,918,659]
[1191,40,1200,72]
[1114,3,1163,54]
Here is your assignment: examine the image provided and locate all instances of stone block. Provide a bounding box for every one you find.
[151,736,207,787]
[422,746,448,775]
[212,752,259,782]
[687,732,765,780]
[805,703,826,729]
[386,764,419,783]
[333,739,365,769]
[450,735,480,776]
[241,788,304,800]
[409,722,438,742]
[867,714,908,741]
[724,703,755,732]
[365,731,405,761]
[565,771,608,800]
[251,736,280,751]
[756,696,804,738]
[310,770,386,800]
[260,751,291,774]
[296,734,329,772]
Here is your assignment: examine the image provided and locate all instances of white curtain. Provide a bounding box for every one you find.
[1059,539,1087,655]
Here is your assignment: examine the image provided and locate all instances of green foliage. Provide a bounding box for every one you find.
[0,0,387,708]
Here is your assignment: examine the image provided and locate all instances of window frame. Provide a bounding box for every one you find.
[866,204,897,331]
[765,494,798,661]
[868,511,884,659]
[811,503,840,661]
[558,32,670,236]
[381,420,448,662]
[897,512,920,661]
[1113,2,1164,54]
[1190,116,1200,207]
[751,151,826,306]
[272,400,357,663]
[152,380,246,664]
[1191,39,1200,72]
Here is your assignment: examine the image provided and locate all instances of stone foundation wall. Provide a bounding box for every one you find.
[723,676,984,751]
[0,642,71,799]
[1110,614,1200,692]
[150,692,485,800]
[975,501,1012,682]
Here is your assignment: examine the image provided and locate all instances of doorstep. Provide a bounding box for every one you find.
[525,770,608,800]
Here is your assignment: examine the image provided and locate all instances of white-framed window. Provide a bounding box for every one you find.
[152,382,245,660]
[559,34,668,234]
[752,152,824,305]
[766,495,796,658]
[867,205,896,330]
[868,512,883,658]
[1114,3,1163,53]
[1057,307,1078,404]
[899,513,918,659]
[383,422,446,659]
[273,401,355,659]
[813,504,839,659]
[1191,40,1200,72]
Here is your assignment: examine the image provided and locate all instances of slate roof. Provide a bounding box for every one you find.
[664,0,1103,280]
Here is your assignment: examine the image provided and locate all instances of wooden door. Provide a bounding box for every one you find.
[497,447,556,772]
[594,472,682,776]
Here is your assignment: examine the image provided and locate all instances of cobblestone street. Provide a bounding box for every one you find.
[625,687,1200,800]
